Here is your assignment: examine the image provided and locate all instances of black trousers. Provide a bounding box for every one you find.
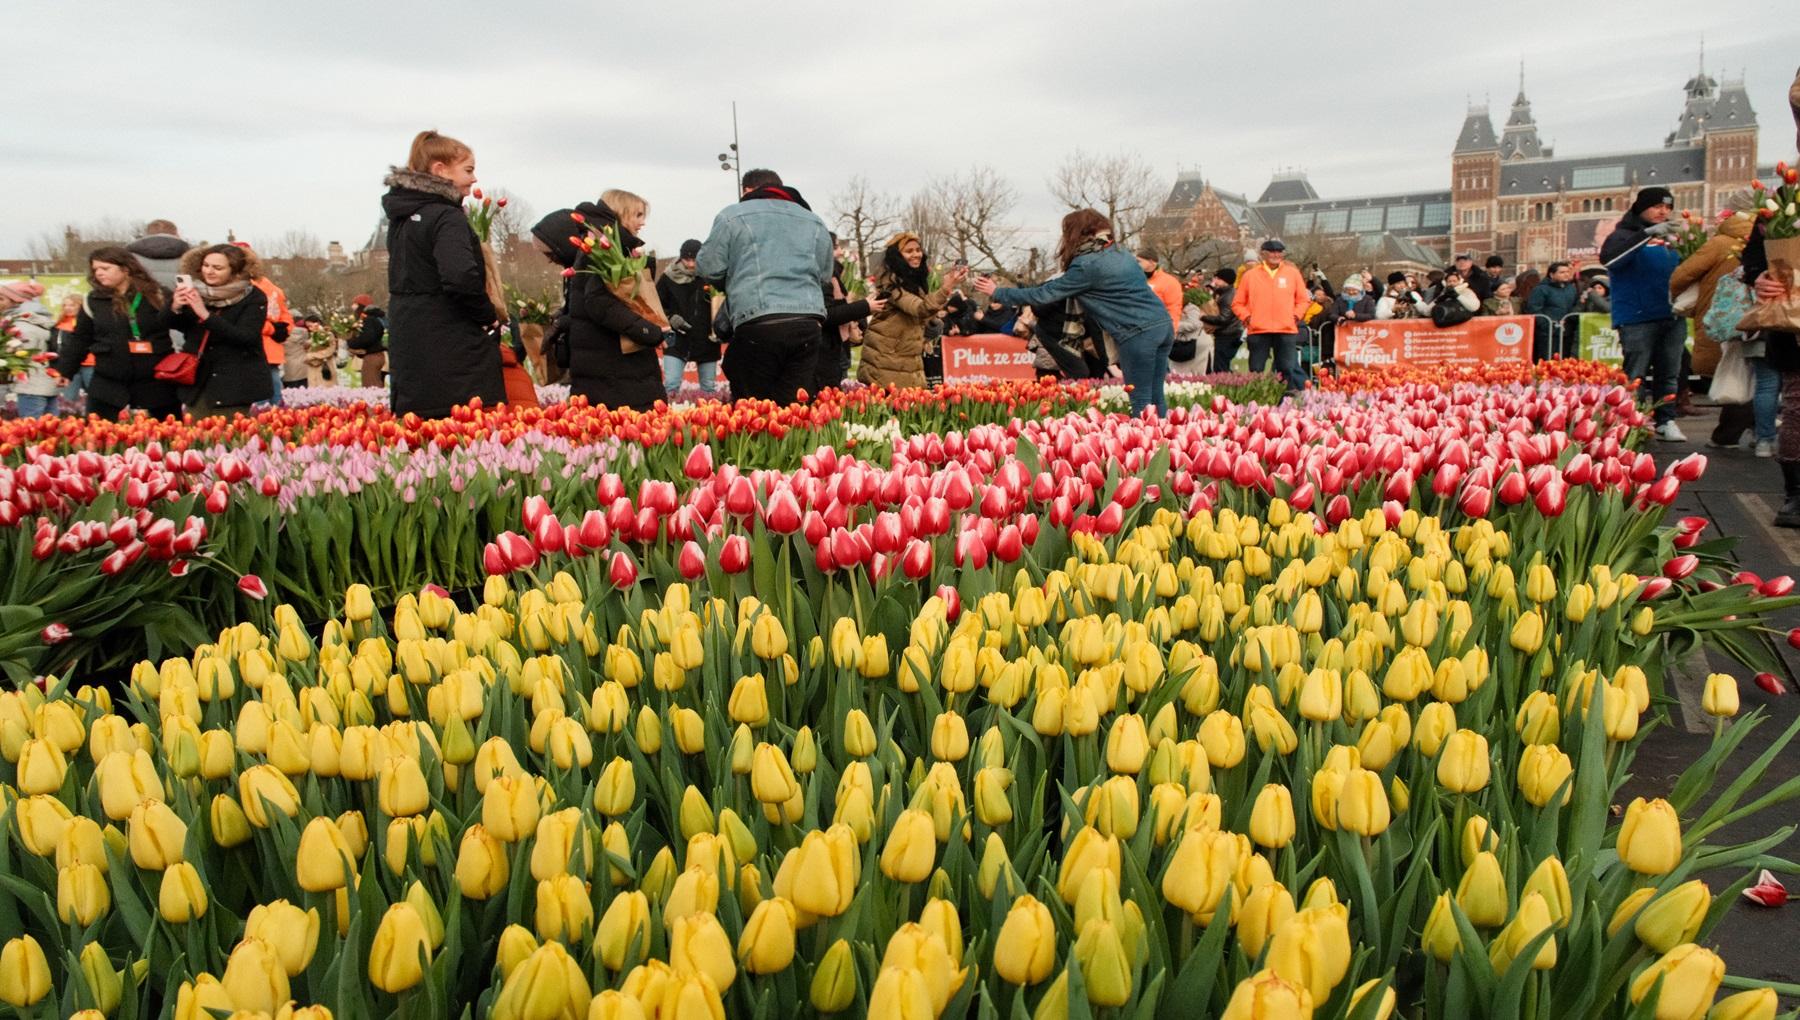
[724,315,821,404]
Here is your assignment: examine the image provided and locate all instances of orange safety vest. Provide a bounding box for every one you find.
[252,277,292,366]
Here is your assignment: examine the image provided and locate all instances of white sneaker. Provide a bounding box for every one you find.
[1656,422,1687,442]
[1757,439,1776,458]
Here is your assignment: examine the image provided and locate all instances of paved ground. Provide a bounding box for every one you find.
[1627,404,1800,992]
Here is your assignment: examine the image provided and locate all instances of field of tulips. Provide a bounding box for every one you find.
[3,369,1800,1019]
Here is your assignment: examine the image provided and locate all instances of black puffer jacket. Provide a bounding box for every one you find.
[381,167,504,418]
[530,204,665,411]
[171,258,273,408]
[54,287,179,411]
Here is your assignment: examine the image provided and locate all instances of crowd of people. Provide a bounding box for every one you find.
[1,101,1794,426]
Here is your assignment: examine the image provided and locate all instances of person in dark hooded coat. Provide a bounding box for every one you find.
[530,203,666,411]
[381,130,506,419]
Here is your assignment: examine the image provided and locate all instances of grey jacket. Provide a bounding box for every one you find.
[696,193,833,327]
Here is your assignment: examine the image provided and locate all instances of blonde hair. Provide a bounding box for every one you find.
[600,189,649,221]
[407,130,471,174]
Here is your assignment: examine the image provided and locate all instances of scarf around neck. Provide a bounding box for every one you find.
[195,278,253,308]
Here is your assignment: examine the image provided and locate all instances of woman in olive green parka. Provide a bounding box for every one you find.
[856,232,967,388]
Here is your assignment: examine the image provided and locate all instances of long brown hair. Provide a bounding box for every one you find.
[407,130,471,173]
[86,246,164,315]
[1056,209,1114,269]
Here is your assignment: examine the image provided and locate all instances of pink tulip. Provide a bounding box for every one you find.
[237,574,268,600]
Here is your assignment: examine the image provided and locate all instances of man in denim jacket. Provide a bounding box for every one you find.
[697,169,834,403]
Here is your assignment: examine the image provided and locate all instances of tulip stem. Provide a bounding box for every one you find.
[1720,974,1800,996]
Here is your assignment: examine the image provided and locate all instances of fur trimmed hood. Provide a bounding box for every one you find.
[383,166,463,203]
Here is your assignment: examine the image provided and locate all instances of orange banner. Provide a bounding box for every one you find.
[1335,315,1533,368]
[941,334,1037,384]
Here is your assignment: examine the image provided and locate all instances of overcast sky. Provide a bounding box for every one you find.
[3,0,1796,263]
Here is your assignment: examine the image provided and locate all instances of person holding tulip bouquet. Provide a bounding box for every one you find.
[976,208,1174,414]
[528,201,666,412]
[380,129,507,419]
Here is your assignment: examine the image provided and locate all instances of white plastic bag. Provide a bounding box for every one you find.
[1711,341,1752,405]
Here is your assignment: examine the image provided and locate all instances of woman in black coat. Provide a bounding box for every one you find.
[169,244,273,417]
[529,202,665,411]
[53,247,179,420]
[381,130,505,418]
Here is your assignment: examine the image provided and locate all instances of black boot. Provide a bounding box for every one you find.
[1777,462,1800,528]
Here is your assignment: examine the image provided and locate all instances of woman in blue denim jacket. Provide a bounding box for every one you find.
[976,209,1174,414]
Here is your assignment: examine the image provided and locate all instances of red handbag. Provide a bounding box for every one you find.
[154,318,209,385]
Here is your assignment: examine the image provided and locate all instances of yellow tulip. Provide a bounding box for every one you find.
[1236,881,1297,959]
[1198,710,1246,768]
[880,809,937,883]
[297,816,358,892]
[1074,919,1132,1007]
[1629,944,1724,1020]
[1510,610,1545,654]
[1249,784,1295,849]
[210,794,252,849]
[810,939,858,1013]
[96,748,161,820]
[159,860,209,922]
[1618,798,1683,875]
[1702,674,1739,718]
[1457,851,1509,927]
[728,674,770,728]
[1421,892,1462,961]
[0,935,49,1007]
[1489,891,1558,971]
[1708,988,1779,1020]
[1436,729,1491,793]
[1515,690,1560,745]
[1265,905,1351,1002]
[128,798,187,870]
[1162,827,1239,923]
[995,893,1057,985]
[1221,969,1313,1020]
[368,903,433,993]
[1610,886,1660,937]
[1336,768,1390,837]
[57,862,110,926]
[737,897,797,975]
[1105,714,1150,774]
[245,899,321,976]
[1058,827,1122,904]
[14,738,65,797]
[1522,856,1572,930]
[456,824,510,899]
[774,826,858,918]
[222,937,290,1014]
[536,874,595,945]
[484,775,542,842]
[1634,880,1711,954]
[239,764,302,827]
[78,942,122,1016]
[751,743,801,804]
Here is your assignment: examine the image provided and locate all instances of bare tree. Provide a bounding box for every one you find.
[1139,220,1241,276]
[828,175,898,278]
[1047,149,1167,248]
[25,219,146,271]
[914,166,1027,278]
[260,230,326,260]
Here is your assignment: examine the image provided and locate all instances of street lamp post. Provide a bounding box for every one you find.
[717,101,741,195]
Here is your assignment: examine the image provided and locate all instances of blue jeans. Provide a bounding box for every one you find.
[1619,318,1685,425]
[1248,332,1303,389]
[13,393,55,417]
[1753,356,1780,442]
[663,355,718,396]
[1114,325,1174,415]
[262,367,284,407]
[61,366,93,409]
